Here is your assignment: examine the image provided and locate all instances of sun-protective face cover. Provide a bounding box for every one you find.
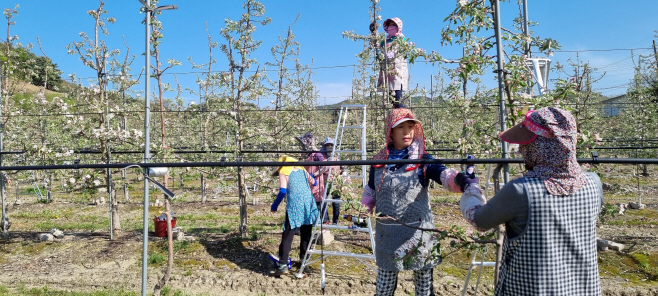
[503,107,586,195]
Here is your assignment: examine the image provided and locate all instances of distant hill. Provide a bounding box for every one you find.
[14,81,64,97]
[317,95,437,109]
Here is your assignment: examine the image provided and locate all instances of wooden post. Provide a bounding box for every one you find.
[123,169,129,202]
[201,173,206,203]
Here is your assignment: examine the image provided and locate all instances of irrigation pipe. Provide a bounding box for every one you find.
[64,146,658,156]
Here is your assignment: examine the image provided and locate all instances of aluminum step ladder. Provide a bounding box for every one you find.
[31,171,46,202]
[461,246,495,296]
[461,164,499,296]
[333,104,368,187]
[296,104,377,279]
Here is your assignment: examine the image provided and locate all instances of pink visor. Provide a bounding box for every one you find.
[500,110,553,144]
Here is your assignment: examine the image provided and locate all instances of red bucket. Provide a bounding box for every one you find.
[153,217,177,237]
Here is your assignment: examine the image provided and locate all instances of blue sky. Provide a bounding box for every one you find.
[8,0,658,105]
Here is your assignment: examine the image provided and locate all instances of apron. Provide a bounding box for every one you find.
[373,167,440,271]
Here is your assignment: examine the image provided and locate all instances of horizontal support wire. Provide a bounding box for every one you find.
[2,158,657,171]
[65,145,658,155]
[5,102,656,117]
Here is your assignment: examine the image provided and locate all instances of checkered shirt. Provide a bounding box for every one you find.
[495,174,602,295]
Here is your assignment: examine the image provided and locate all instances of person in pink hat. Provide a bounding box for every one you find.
[457,107,603,295]
[361,106,464,296]
[378,17,409,107]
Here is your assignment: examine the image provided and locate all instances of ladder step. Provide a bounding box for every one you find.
[470,261,496,267]
[322,198,346,203]
[306,250,376,260]
[314,224,372,232]
[334,150,365,153]
[338,126,364,129]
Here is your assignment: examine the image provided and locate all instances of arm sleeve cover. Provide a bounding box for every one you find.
[419,154,448,186]
[271,188,287,212]
[309,173,317,186]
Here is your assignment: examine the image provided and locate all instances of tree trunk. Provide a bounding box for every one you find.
[491,163,504,194]
[155,41,170,202]
[47,172,54,203]
[101,119,121,234]
[111,183,121,233]
[123,170,129,202]
[238,163,248,237]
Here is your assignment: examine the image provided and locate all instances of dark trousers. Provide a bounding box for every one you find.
[394,89,402,101]
[316,201,329,224]
[331,195,341,224]
[391,90,403,107]
[278,214,313,264]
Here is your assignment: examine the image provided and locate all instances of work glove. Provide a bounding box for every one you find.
[455,171,479,193]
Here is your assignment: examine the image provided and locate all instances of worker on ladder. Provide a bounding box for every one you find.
[320,137,345,225]
[360,106,464,296]
[377,17,408,108]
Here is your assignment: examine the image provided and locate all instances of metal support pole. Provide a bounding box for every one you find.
[0,145,4,236]
[108,139,113,241]
[361,106,367,188]
[493,0,510,184]
[493,0,509,287]
[522,0,530,57]
[106,74,113,240]
[142,2,151,295]
[521,0,533,96]
[0,72,6,238]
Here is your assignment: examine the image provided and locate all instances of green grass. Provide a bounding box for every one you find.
[159,287,190,296]
[177,213,221,221]
[23,186,46,194]
[12,285,137,295]
[31,215,109,232]
[599,251,658,284]
[13,209,63,219]
[147,252,166,266]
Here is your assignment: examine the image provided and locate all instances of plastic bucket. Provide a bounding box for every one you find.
[153,217,177,237]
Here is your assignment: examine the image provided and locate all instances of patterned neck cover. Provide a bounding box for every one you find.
[372,107,426,191]
[519,107,586,195]
[296,132,318,152]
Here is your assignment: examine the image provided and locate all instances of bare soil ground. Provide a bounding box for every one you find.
[0,166,657,296]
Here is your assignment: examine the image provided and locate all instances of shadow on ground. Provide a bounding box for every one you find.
[198,231,274,275]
